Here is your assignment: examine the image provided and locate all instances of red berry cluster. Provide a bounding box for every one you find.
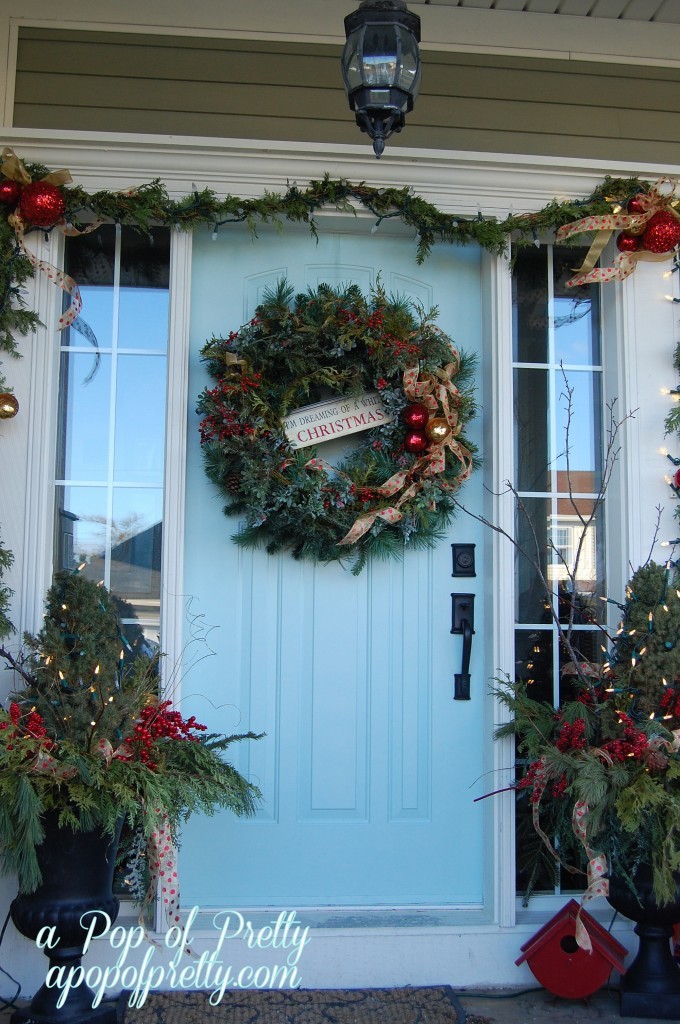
[660,685,680,719]
[602,712,649,762]
[551,775,568,799]
[0,702,51,749]
[338,307,421,360]
[555,717,587,751]
[517,759,545,803]
[125,701,207,770]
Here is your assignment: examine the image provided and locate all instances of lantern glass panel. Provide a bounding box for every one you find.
[395,28,421,95]
[360,24,400,87]
[342,28,366,93]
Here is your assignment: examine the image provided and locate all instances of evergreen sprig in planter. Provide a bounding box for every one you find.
[0,571,261,1023]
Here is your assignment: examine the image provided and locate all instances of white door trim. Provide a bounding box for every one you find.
[2,129,670,936]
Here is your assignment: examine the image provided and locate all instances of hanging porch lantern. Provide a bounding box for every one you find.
[341,0,422,159]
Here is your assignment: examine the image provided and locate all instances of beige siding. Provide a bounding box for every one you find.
[13,27,680,163]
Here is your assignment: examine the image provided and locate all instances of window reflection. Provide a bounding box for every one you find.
[55,226,170,638]
[512,243,606,898]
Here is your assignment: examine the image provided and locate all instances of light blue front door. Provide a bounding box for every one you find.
[180,220,485,908]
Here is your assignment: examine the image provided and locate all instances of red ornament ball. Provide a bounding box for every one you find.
[404,429,428,454]
[627,195,647,215]
[402,403,429,430]
[616,232,642,253]
[19,181,65,228]
[674,468,680,491]
[641,211,680,254]
[0,179,21,207]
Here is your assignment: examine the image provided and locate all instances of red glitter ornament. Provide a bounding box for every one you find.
[616,232,642,253]
[402,403,429,430]
[19,181,65,228]
[0,179,21,207]
[674,468,680,491]
[404,429,428,453]
[627,195,646,215]
[641,211,680,254]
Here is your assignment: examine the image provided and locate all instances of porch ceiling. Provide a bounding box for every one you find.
[402,0,679,23]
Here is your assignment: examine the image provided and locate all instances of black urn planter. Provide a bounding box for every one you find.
[10,812,124,1024]
[607,869,680,1019]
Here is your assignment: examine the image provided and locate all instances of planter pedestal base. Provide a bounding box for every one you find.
[9,945,119,1024]
[11,999,118,1024]
[618,922,680,1020]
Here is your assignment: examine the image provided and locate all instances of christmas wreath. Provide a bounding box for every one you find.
[197,280,476,573]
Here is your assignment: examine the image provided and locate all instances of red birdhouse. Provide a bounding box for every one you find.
[516,899,628,999]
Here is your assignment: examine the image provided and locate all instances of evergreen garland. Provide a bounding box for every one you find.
[197,279,477,572]
[0,158,657,375]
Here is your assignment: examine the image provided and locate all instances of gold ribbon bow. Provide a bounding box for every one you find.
[1,147,98,330]
[556,178,680,286]
[337,360,473,547]
[1,146,72,189]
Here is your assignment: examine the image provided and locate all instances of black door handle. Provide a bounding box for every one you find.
[451,593,474,700]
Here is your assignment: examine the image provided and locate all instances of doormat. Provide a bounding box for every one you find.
[119,985,473,1024]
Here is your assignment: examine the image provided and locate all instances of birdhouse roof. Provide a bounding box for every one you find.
[516,899,627,972]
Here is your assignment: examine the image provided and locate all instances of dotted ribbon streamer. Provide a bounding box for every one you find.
[572,800,609,952]
[556,177,680,286]
[143,811,186,938]
[8,211,105,331]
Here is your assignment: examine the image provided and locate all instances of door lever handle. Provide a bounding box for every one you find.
[451,594,474,700]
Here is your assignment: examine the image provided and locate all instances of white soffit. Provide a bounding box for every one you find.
[408,0,679,23]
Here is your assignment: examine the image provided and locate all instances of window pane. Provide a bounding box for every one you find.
[110,488,163,625]
[558,630,606,704]
[56,352,111,480]
[515,628,553,703]
[514,368,549,492]
[515,497,552,624]
[516,496,606,626]
[553,247,601,366]
[118,289,169,352]
[114,355,167,484]
[54,486,108,575]
[513,246,548,364]
[550,501,605,625]
[118,225,171,351]
[554,369,603,485]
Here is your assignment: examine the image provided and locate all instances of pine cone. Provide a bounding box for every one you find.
[226,474,241,494]
[643,748,669,774]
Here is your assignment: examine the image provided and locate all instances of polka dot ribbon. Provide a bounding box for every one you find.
[337,360,473,547]
[572,800,609,952]
[142,810,190,947]
[1,147,101,331]
[8,210,104,331]
[556,177,680,286]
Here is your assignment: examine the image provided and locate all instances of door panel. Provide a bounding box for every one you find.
[180,222,485,908]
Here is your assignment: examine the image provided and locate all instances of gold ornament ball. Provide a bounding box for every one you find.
[0,393,19,419]
[425,417,451,443]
